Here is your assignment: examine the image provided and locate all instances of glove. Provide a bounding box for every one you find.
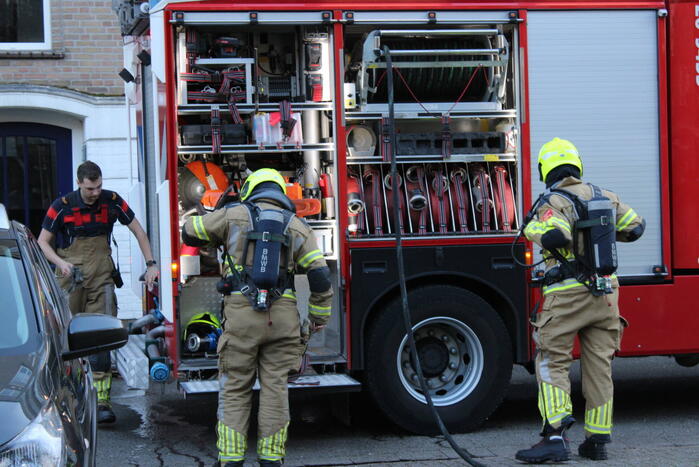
[541,229,568,250]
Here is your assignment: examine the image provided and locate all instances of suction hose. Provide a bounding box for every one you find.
[384,44,485,467]
[146,325,170,382]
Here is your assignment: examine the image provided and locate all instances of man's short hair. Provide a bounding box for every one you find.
[77,161,102,182]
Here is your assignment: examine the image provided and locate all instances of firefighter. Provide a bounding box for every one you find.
[181,168,333,467]
[515,138,645,463]
[38,161,158,424]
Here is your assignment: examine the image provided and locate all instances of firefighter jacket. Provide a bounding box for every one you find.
[183,199,333,325]
[524,176,644,295]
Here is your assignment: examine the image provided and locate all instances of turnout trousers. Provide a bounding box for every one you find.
[531,286,627,438]
[57,236,118,404]
[216,293,305,464]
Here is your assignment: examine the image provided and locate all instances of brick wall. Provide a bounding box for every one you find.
[0,0,124,96]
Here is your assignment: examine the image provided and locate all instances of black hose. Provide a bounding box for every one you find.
[383,45,485,467]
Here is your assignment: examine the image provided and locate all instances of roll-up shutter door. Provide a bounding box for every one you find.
[527,10,662,277]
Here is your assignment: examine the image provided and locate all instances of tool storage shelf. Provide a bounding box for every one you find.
[346,153,516,164]
[177,143,334,155]
[178,102,334,115]
[345,109,517,121]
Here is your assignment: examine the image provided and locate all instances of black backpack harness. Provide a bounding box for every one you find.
[535,183,618,296]
[217,192,297,311]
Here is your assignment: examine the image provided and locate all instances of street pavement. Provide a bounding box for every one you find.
[99,356,699,466]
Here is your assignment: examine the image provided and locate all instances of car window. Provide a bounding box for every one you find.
[21,234,68,333]
[27,234,72,327]
[0,239,39,354]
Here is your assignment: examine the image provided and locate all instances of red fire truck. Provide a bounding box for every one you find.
[113,0,699,434]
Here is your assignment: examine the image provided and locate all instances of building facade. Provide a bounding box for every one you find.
[0,0,142,318]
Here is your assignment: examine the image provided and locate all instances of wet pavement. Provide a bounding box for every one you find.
[98,356,699,466]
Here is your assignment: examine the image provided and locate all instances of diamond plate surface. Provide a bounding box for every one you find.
[115,334,149,390]
[180,374,361,395]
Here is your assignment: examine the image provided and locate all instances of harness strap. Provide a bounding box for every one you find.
[441,115,452,159]
[211,108,222,154]
[433,168,448,233]
[476,169,491,231]
[185,29,198,72]
[416,166,427,235]
[364,168,383,235]
[380,118,392,163]
[494,165,511,230]
[279,100,296,142]
[451,170,469,232]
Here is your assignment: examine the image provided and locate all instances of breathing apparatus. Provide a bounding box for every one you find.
[219,168,297,312]
[512,138,617,296]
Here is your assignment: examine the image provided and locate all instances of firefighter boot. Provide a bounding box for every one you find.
[97,404,116,424]
[578,434,611,461]
[259,461,282,467]
[212,461,244,467]
[515,418,574,464]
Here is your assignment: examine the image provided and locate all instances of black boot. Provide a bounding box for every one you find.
[212,462,244,467]
[515,434,570,463]
[578,434,610,460]
[259,460,282,467]
[97,404,116,424]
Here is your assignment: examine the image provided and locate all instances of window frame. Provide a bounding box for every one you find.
[0,0,52,51]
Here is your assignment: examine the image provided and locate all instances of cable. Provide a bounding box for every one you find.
[383,45,485,467]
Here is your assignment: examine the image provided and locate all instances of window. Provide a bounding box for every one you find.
[0,240,38,354]
[0,0,51,51]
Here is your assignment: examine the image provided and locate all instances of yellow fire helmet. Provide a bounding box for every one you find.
[537,137,583,182]
[239,168,287,201]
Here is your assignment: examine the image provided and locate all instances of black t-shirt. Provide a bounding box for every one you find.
[42,189,135,249]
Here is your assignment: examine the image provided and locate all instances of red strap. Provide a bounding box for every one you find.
[451,170,469,232]
[434,168,448,233]
[478,171,491,232]
[416,167,427,235]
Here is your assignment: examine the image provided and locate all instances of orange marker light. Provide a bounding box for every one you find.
[171,262,179,279]
[525,250,533,265]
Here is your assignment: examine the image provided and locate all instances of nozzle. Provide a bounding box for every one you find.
[409,190,427,211]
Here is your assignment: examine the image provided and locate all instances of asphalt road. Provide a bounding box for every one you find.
[98,356,699,466]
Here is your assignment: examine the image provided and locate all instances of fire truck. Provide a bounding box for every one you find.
[113,0,699,434]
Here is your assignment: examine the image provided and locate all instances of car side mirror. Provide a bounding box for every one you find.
[62,314,128,361]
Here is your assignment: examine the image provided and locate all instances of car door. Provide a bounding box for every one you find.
[21,229,96,465]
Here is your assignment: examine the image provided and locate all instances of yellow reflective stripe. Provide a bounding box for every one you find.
[298,249,323,268]
[193,216,210,241]
[585,400,613,434]
[282,289,296,299]
[257,423,288,460]
[543,278,586,295]
[538,383,572,425]
[616,209,637,231]
[548,216,571,233]
[308,303,331,316]
[217,421,246,460]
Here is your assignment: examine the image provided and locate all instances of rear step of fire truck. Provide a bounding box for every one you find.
[179,374,361,397]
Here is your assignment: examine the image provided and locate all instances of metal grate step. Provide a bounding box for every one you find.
[180,373,361,397]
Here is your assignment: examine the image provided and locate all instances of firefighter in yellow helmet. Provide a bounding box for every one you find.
[182,168,333,467]
[516,138,645,463]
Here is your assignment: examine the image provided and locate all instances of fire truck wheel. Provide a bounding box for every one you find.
[365,285,512,435]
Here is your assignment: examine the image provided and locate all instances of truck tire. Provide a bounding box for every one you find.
[365,285,512,434]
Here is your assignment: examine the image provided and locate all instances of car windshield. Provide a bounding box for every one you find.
[0,239,37,353]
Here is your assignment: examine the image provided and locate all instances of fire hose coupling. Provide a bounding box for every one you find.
[409,190,427,211]
[347,195,365,214]
[383,173,402,190]
[150,362,170,382]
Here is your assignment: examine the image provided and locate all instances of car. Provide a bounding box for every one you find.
[0,204,127,466]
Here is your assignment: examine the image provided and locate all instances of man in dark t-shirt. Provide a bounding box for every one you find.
[38,160,158,425]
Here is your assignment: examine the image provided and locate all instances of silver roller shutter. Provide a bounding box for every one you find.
[527,10,662,277]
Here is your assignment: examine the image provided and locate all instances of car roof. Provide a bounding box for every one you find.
[0,204,24,241]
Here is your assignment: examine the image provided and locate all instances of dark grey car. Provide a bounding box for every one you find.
[0,205,127,466]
